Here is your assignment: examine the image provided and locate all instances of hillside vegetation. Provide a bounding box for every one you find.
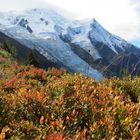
[0,47,139,139]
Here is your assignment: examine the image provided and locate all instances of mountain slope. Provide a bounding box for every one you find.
[0,8,140,79]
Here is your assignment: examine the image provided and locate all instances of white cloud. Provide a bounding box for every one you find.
[0,0,140,41]
[43,0,140,41]
[0,0,48,11]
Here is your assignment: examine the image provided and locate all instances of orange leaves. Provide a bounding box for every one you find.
[50,68,66,77]
[30,67,47,81]
[5,72,23,88]
[0,126,9,140]
[0,51,140,139]
[12,86,47,106]
[3,66,48,93]
[40,116,45,125]
[45,133,63,140]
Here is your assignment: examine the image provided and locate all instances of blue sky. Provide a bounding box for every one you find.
[131,40,140,47]
[0,0,140,46]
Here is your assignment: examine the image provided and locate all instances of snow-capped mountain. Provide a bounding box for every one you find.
[0,8,140,79]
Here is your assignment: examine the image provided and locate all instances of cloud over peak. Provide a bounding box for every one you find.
[0,0,140,42]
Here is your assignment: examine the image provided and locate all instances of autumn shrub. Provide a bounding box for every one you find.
[0,49,139,139]
[103,77,140,102]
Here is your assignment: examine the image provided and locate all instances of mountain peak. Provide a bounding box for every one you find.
[92,19,107,32]
[0,9,139,79]
[93,18,99,24]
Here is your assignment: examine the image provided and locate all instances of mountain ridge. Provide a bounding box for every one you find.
[0,8,140,79]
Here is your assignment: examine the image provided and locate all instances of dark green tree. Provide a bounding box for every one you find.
[1,42,16,57]
[27,49,39,67]
[122,68,131,78]
[2,42,10,53]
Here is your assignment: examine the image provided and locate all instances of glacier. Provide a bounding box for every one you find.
[0,8,139,79]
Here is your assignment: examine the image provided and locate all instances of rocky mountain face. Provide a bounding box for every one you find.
[0,8,140,80]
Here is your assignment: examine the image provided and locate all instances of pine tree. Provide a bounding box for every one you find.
[2,42,10,53]
[1,42,16,57]
[122,68,130,78]
[27,50,39,67]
